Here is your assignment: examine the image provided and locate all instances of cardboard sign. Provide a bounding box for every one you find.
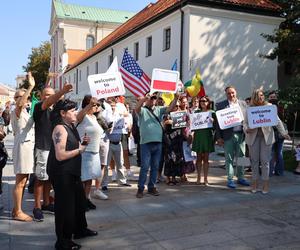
[112,116,125,134]
[183,141,196,162]
[170,111,187,129]
[190,111,213,130]
[151,68,179,93]
[88,72,125,99]
[216,106,244,130]
[247,105,278,129]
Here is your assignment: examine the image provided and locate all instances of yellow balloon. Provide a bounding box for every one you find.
[161,92,174,105]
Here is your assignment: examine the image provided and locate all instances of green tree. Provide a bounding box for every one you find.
[22,41,51,91]
[261,0,300,71]
[262,1,300,136]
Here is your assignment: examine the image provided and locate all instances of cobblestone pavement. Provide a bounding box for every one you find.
[1,134,300,250]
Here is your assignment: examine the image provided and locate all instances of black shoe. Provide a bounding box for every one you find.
[73,228,98,239]
[41,203,55,214]
[147,187,160,196]
[86,199,96,210]
[119,183,131,187]
[55,240,81,250]
[101,186,108,191]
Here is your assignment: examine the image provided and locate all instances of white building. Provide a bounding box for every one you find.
[48,0,135,89]
[62,0,283,102]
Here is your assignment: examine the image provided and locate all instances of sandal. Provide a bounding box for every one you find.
[13,212,33,222]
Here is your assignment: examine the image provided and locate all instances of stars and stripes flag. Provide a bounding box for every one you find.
[120,49,150,97]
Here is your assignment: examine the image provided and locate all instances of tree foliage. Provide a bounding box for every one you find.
[261,0,300,69]
[22,41,51,91]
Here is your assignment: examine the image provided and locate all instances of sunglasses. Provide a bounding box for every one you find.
[150,96,157,100]
[200,100,208,103]
[93,103,101,107]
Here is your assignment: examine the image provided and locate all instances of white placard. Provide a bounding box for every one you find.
[88,72,125,99]
[111,117,125,134]
[247,105,278,129]
[183,141,196,162]
[190,111,213,130]
[151,68,179,93]
[216,106,244,130]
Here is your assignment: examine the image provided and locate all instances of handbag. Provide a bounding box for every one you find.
[144,106,170,145]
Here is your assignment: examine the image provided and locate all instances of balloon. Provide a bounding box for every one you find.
[161,92,174,105]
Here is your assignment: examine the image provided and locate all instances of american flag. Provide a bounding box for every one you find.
[120,49,150,97]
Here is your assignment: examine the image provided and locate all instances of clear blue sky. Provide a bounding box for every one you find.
[0,0,152,87]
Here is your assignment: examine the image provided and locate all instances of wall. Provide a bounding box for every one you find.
[187,5,282,101]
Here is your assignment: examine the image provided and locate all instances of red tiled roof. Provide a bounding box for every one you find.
[66,0,281,72]
[67,49,86,65]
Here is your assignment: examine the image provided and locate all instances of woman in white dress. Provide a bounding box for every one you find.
[11,72,35,221]
[77,95,103,210]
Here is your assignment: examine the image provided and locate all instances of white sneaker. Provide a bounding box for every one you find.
[93,189,108,200]
[111,170,117,182]
[126,170,137,181]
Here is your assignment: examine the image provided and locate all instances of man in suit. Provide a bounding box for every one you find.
[215,86,250,188]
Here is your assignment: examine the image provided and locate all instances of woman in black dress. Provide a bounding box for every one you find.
[47,99,97,250]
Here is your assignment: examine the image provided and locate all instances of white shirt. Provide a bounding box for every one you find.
[77,115,103,153]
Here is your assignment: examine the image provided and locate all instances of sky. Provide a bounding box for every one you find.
[0,0,152,87]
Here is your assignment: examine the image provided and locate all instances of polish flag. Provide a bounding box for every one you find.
[151,68,179,93]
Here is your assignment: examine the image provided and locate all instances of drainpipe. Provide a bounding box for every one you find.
[180,4,184,79]
[95,21,99,43]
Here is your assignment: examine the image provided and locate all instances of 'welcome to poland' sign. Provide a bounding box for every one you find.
[216,106,244,130]
[88,72,126,99]
[247,105,278,129]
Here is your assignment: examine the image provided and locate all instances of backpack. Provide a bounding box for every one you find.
[2,110,10,126]
[0,142,8,169]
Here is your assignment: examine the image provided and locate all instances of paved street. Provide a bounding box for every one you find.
[1,134,300,250]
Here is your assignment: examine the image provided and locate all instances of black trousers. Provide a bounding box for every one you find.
[51,174,87,245]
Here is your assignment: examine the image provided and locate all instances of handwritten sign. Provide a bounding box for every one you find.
[151,68,179,93]
[112,116,125,134]
[170,111,187,129]
[190,111,213,130]
[216,106,244,130]
[247,105,278,129]
[88,72,125,99]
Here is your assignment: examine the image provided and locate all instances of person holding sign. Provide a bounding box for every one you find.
[192,96,215,185]
[215,86,249,189]
[135,92,179,198]
[163,102,185,185]
[243,89,289,194]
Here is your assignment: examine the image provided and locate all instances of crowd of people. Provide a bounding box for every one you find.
[0,72,297,249]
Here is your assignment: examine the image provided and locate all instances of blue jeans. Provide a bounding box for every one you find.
[138,142,162,191]
[269,139,284,176]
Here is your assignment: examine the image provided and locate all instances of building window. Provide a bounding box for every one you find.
[134,42,139,61]
[163,27,171,51]
[79,70,82,81]
[86,35,95,50]
[108,55,113,66]
[95,62,99,74]
[87,66,89,77]
[146,36,152,57]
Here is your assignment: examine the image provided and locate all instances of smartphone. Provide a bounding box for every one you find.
[81,133,88,145]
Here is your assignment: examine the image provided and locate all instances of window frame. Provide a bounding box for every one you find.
[163,27,171,51]
[146,36,152,57]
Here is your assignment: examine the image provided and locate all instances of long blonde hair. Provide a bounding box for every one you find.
[250,88,268,106]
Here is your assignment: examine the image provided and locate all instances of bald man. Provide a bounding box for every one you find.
[32,83,73,222]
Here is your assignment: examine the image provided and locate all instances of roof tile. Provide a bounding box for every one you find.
[66,0,281,72]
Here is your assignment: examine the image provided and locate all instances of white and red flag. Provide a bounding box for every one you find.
[151,68,179,93]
